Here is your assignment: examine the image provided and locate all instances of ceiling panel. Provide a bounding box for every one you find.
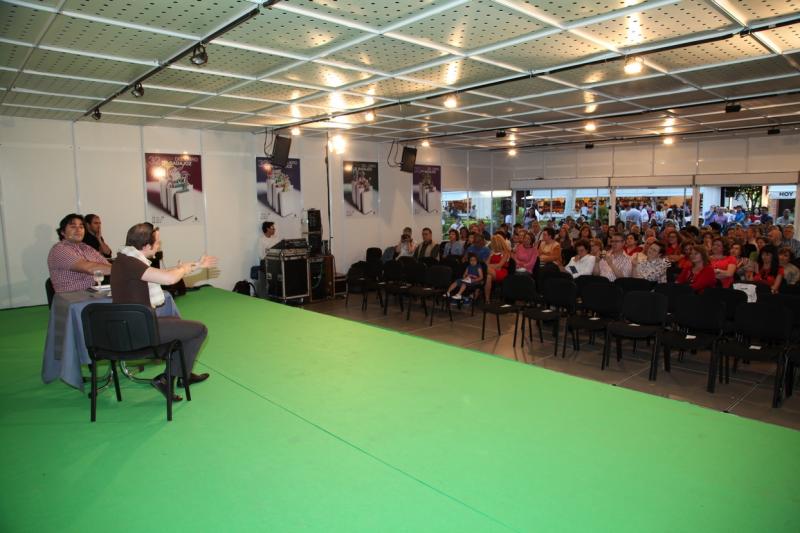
[405,58,516,89]
[24,49,150,83]
[0,43,31,69]
[377,103,441,119]
[226,80,316,102]
[292,92,377,111]
[521,90,604,109]
[515,0,647,24]
[425,92,499,108]
[350,77,438,99]
[146,68,241,94]
[646,37,770,71]
[176,44,296,77]
[4,90,94,111]
[325,36,447,72]
[480,77,569,99]
[0,70,17,88]
[40,14,191,61]
[12,72,122,98]
[504,110,582,123]
[731,0,800,22]
[193,95,269,113]
[678,55,798,86]
[563,100,644,117]
[577,1,734,49]
[595,75,690,98]
[222,9,370,56]
[0,3,53,43]
[170,108,243,122]
[266,103,330,119]
[0,104,84,121]
[418,110,488,122]
[547,60,660,87]
[83,113,160,126]
[709,75,800,98]
[118,87,204,106]
[456,117,528,129]
[481,32,609,71]
[103,101,176,117]
[393,0,548,51]
[270,62,373,88]
[759,25,800,54]
[629,89,718,109]
[288,0,449,28]
[465,100,541,117]
[62,0,253,36]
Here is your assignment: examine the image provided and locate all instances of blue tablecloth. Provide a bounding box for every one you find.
[41,290,180,391]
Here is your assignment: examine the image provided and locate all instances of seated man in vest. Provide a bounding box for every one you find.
[111,223,216,401]
[413,227,439,260]
[47,213,111,293]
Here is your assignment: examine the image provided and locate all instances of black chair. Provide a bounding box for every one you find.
[702,287,747,335]
[657,294,725,383]
[614,277,653,294]
[479,274,535,342]
[521,277,577,356]
[365,247,382,264]
[45,278,55,309]
[575,275,611,297]
[407,265,453,325]
[605,291,668,374]
[653,283,694,325]
[712,302,791,407]
[535,268,572,305]
[563,284,623,360]
[81,303,191,422]
[382,260,409,315]
[345,261,368,309]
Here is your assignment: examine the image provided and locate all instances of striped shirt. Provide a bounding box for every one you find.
[47,240,110,293]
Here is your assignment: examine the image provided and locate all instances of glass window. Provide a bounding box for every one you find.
[616,187,691,229]
[490,190,513,232]
[441,191,470,239]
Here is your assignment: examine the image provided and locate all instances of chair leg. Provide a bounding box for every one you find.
[616,337,623,362]
[562,323,569,358]
[513,312,519,347]
[520,317,526,348]
[90,361,98,422]
[166,355,173,422]
[110,361,122,401]
[496,313,501,337]
[663,346,671,373]
[406,297,412,320]
[602,332,610,370]
[383,291,389,315]
[649,338,659,381]
[537,320,544,343]
[553,319,560,358]
[178,344,191,402]
[447,297,453,323]
[481,311,487,340]
[785,360,795,398]
[772,357,785,408]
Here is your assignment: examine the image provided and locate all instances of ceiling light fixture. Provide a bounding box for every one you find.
[496,130,506,138]
[364,110,375,122]
[91,108,101,121]
[509,133,516,141]
[663,136,674,145]
[664,126,674,134]
[725,102,742,113]
[509,140,516,146]
[585,103,598,114]
[585,122,596,132]
[443,95,458,109]
[190,44,208,66]
[421,140,430,148]
[585,142,594,150]
[291,127,301,136]
[624,56,643,75]
[131,83,144,98]
[664,117,675,127]
[508,148,517,156]
[767,127,780,135]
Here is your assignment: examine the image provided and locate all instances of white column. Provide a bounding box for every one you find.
[609,183,616,226]
[795,171,800,239]
[691,177,700,226]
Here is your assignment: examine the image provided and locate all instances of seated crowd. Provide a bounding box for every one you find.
[380,207,800,302]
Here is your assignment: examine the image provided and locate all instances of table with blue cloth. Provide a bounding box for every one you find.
[41,290,180,391]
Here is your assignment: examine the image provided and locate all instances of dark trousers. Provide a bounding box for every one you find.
[157,317,208,377]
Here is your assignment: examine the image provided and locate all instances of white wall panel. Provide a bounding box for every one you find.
[612,145,653,177]
[442,164,468,190]
[697,138,747,174]
[544,149,578,178]
[747,135,800,173]
[577,146,613,177]
[0,118,77,306]
[654,141,697,175]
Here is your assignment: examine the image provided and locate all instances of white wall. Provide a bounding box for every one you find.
[0,117,469,308]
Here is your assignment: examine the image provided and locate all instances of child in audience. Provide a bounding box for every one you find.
[448,253,483,300]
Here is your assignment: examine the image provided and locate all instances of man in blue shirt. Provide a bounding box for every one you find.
[465,234,490,263]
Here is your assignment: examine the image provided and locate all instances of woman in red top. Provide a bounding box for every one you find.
[677,245,717,293]
[623,233,642,257]
[747,244,783,294]
[709,237,737,289]
[677,241,695,271]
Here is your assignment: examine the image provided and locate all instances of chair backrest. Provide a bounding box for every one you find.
[734,302,792,342]
[757,293,800,327]
[621,291,668,326]
[441,256,464,280]
[537,269,572,293]
[419,256,437,268]
[426,265,453,289]
[615,277,653,293]
[382,260,404,282]
[581,284,624,318]
[347,261,367,280]
[702,287,747,321]
[676,294,726,332]
[365,247,382,263]
[653,283,694,313]
[403,261,427,285]
[575,275,610,297]
[81,303,158,356]
[503,273,536,303]
[543,278,577,310]
[45,278,55,309]
[397,256,417,270]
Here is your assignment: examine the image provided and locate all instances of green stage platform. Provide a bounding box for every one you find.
[1,288,798,532]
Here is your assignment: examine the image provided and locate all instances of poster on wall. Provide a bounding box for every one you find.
[256,157,302,221]
[343,161,379,216]
[144,153,204,226]
[412,165,441,215]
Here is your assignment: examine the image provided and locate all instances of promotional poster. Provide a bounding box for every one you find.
[412,165,441,215]
[144,152,203,226]
[256,157,302,221]
[343,161,379,216]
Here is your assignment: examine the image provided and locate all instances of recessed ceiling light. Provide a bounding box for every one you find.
[291,127,301,136]
[131,82,144,98]
[421,140,430,147]
[443,95,458,109]
[190,44,208,66]
[364,110,375,121]
[509,133,516,141]
[585,103,598,114]
[664,117,675,126]
[509,140,516,146]
[664,126,674,134]
[508,148,517,156]
[663,136,674,145]
[585,122,596,132]
[623,56,643,75]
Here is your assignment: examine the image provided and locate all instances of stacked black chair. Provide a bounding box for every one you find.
[563,284,623,360]
[575,275,611,296]
[407,265,453,325]
[604,291,668,373]
[81,303,191,422]
[656,294,725,382]
[521,277,577,356]
[614,277,653,294]
[712,302,792,407]
[702,287,747,335]
[479,274,535,342]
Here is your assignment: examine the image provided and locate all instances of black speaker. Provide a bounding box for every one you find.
[266,256,308,299]
[400,146,417,173]
[307,208,322,233]
[307,232,322,255]
[308,257,328,301]
[272,135,291,167]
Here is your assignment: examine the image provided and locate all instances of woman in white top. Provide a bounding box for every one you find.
[561,239,595,278]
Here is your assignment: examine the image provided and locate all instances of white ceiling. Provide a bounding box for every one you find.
[0,0,799,151]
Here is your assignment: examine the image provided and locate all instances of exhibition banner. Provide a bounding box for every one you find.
[256,157,302,221]
[343,161,379,216]
[413,165,441,215]
[144,153,203,226]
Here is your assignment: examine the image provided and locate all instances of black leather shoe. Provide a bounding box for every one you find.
[177,372,209,387]
[151,375,182,402]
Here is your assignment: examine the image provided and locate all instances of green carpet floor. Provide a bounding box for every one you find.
[1,288,798,532]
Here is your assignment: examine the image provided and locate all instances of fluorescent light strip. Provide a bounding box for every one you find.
[10,87,103,100]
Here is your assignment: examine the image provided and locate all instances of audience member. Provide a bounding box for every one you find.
[466,233,490,263]
[483,235,511,302]
[748,244,783,294]
[447,253,483,300]
[709,237,737,289]
[82,214,112,258]
[631,240,669,283]
[776,208,793,226]
[47,214,111,293]
[413,227,438,260]
[594,234,631,281]
[676,245,716,293]
[439,229,464,259]
[562,239,595,278]
[513,232,538,273]
[781,225,800,257]
[778,248,800,286]
[537,227,561,268]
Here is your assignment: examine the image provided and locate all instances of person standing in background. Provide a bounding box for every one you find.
[83,214,112,259]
